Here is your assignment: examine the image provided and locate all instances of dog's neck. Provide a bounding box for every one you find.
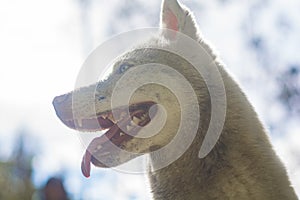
[148,71,297,200]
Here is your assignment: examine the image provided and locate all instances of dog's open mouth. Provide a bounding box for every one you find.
[56,101,157,177]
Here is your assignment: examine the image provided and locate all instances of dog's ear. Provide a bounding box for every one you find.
[160,0,199,40]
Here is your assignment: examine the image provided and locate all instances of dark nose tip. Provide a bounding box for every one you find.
[52,93,73,121]
[52,93,70,107]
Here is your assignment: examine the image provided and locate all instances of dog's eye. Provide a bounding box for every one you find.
[119,63,131,73]
[97,95,106,101]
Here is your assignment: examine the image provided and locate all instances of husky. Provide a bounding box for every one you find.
[53,0,298,199]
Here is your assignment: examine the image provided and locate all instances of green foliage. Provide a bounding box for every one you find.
[0,131,35,200]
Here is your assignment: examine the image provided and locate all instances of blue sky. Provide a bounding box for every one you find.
[0,0,299,199]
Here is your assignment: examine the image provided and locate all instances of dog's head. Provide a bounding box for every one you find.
[53,0,212,177]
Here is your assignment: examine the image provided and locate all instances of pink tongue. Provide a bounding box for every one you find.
[97,117,114,129]
[80,117,114,177]
[81,150,92,177]
[81,123,121,177]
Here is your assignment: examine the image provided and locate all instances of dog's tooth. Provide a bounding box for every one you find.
[120,132,125,137]
[132,116,140,124]
[77,118,83,127]
[141,115,146,120]
[101,152,110,156]
[107,114,114,122]
[96,145,102,150]
[120,112,126,119]
[126,125,133,131]
[93,145,102,153]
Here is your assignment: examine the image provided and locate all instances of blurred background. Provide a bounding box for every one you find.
[0,0,299,199]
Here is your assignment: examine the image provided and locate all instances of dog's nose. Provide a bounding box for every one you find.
[52,93,73,120]
[53,93,70,107]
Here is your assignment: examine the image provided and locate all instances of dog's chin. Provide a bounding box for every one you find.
[90,150,140,168]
